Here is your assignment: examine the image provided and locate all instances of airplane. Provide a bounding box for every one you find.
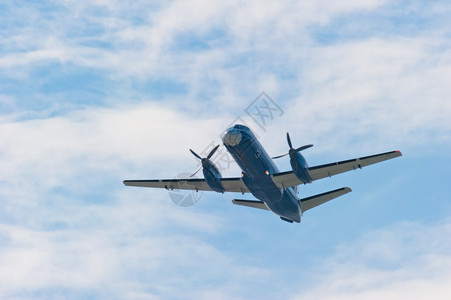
[123,124,402,223]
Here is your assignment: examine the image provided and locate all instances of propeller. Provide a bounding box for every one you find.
[272,132,313,159]
[189,145,220,177]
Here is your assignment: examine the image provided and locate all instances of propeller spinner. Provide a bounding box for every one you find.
[272,132,313,159]
[189,145,220,177]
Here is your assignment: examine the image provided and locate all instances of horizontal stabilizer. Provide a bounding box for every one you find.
[232,199,269,210]
[300,187,352,212]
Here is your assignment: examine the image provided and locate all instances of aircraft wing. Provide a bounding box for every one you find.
[123,177,250,193]
[271,150,402,189]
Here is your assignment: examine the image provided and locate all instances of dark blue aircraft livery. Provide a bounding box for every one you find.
[124,124,402,223]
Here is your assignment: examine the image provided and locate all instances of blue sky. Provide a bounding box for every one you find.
[1,0,450,299]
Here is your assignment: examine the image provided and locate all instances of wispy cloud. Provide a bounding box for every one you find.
[2,0,449,152]
[1,0,450,299]
[292,221,451,300]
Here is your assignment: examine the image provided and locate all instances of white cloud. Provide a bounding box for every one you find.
[0,215,247,298]
[0,108,267,297]
[1,1,450,299]
[0,0,392,78]
[2,1,450,143]
[291,221,451,300]
[260,35,451,156]
[4,103,213,207]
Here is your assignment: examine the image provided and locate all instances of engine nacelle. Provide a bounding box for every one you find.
[290,152,312,184]
[202,160,224,193]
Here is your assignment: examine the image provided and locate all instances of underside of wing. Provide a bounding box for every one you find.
[271,150,402,189]
[308,150,402,181]
[123,177,250,193]
[271,170,304,189]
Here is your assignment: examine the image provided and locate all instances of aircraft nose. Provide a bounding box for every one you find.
[223,128,242,146]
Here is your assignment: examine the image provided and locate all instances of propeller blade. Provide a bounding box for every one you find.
[190,164,202,178]
[294,144,313,152]
[207,145,220,159]
[272,153,289,159]
[286,132,293,149]
[190,149,202,160]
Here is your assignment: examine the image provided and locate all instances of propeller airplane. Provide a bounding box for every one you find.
[123,124,402,223]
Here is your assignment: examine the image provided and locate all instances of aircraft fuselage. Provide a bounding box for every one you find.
[222,124,301,222]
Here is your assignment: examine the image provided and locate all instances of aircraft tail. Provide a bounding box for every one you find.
[299,187,351,212]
